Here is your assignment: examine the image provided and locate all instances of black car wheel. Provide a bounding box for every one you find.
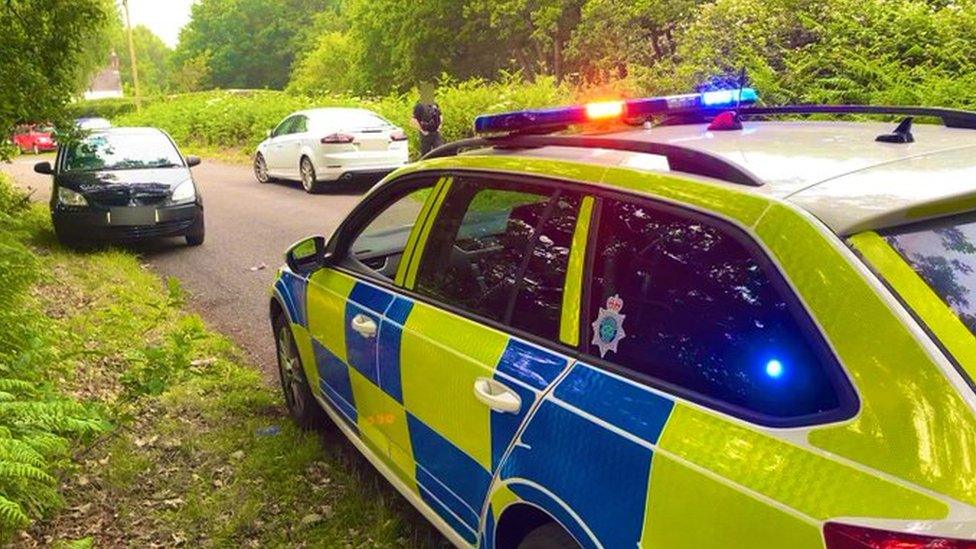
[274,314,327,430]
[300,157,322,194]
[185,214,205,246]
[519,523,581,549]
[254,153,271,184]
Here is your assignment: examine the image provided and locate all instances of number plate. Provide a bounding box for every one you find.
[107,207,156,225]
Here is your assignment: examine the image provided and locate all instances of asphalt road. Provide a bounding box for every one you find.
[2,154,374,377]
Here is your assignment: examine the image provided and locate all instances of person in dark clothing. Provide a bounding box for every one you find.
[412,82,443,156]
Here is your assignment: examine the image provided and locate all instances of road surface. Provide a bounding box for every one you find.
[2,155,374,378]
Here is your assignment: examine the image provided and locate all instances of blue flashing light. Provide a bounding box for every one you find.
[765,359,784,379]
[473,87,758,134]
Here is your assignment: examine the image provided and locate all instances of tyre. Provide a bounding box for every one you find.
[300,156,322,194]
[518,523,580,549]
[254,153,272,183]
[273,313,328,430]
[184,214,205,246]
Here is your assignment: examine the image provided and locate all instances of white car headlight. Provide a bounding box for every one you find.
[171,179,196,203]
[57,187,87,207]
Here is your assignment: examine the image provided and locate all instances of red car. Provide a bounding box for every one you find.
[12,124,56,154]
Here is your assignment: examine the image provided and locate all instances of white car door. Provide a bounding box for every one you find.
[265,116,296,175]
[281,115,308,178]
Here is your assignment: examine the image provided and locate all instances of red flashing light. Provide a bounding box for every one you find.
[707,110,743,131]
[321,133,355,144]
[585,101,625,120]
[824,522,976,549]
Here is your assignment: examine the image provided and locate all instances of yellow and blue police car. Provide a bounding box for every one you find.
[269,89,976,548]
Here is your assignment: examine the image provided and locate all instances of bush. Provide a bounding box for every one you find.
[0,175,106,540]
[113,75,570,159]
[66,97,147,121]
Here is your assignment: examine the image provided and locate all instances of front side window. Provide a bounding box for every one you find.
[62,132,183,172]
[347,184,434,281]
[884,215,976,337]
[586,196,853,424]
[414,177,582,341]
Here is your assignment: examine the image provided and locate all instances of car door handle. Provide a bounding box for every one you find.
[350,314,377,338]
[473,377,521,414]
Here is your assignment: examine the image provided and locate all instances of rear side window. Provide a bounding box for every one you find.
[585,197,855,425]
[414,177,582,341]
[885,215,976,336]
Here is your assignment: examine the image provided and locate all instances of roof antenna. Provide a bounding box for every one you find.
[876,117,915,144]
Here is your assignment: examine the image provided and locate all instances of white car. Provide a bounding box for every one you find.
[254,108,409,193]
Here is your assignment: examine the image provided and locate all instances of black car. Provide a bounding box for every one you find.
[34,127,205,246]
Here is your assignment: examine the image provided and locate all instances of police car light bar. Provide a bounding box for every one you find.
[474,88,758,135]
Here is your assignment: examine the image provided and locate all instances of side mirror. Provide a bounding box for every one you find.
[33,161,53,175]
[185,155,201,168]
[286,235,331,274]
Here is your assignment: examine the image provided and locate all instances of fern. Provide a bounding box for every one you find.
[0,495,28,530]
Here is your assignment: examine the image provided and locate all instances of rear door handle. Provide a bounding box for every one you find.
[473,377,521,414]
[350,314,377,338]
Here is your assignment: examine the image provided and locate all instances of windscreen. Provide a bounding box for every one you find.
[62,132,183,172]
[885,215,976,336]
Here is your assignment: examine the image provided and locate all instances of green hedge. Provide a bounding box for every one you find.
[113,75,570,159]
[66,97,147,120]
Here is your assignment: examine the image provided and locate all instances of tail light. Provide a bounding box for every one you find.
[321,133,354,144]
[825,522,976,548]
[390,130,408,142]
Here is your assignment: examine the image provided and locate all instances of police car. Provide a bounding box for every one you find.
[269,89,976,548]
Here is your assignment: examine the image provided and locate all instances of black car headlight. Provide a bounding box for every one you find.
[171,179,196,204]
[57,187,88,207]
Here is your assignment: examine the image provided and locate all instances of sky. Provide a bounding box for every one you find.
[122,0,196,48]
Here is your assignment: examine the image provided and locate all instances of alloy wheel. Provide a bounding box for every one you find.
[277,325,306,416]
[300,159,315,192]
[254,154,269,183]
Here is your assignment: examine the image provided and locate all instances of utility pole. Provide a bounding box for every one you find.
[122,0,141,111]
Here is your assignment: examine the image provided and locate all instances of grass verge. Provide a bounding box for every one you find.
[0,174,445,547]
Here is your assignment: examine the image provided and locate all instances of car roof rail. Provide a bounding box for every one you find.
[423,134,764,187]
[661,104,976,130]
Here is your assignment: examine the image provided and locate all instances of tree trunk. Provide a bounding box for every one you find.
[514,48,536,80]
[553,26,563,82]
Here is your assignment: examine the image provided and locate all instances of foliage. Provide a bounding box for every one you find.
[66,97,144,121]
[639,0,976,107]
[347,0,506,93]
[170,50,214,93]
[113,25,174,95]
[114,75,569,158]
[173,0,339,90]
[0,0,116,160]
[0,176,106,540]
[287,32,364,96]
[0,172,445,546]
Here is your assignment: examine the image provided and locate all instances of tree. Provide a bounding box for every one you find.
[170,51,213,93]
[113,25,173,95]
[465,0,585,82]
[288,32,363,95]
[567,0,703,82]
[173,0,338,90]
[0,0,116,159]
[348,0,507,93]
